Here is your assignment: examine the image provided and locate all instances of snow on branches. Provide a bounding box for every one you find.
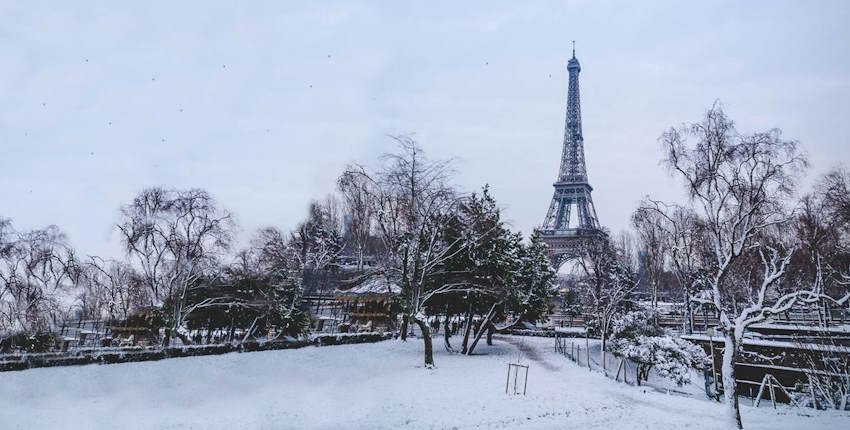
[608,308,709,386]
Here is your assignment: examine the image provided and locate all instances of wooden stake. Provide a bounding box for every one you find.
[523,367,528,395]
[615,358,624,382]
[808,374,818,409]
[755,374,768,408]
[505,364,511,394]
[769,378,776,409]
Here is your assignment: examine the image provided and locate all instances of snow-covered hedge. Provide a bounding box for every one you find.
[312,332,392,346]
[0,332,393,372]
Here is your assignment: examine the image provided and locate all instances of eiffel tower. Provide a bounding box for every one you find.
[539,43,602,268]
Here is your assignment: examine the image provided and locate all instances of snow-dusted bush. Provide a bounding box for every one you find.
[0,331,58,353]
[608,310,708,386]
[614,335,709,386]
[607,308,661,359]
[610,308,663,341]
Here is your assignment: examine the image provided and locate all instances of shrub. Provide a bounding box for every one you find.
[0,331,58,353]
[614,335,710,386]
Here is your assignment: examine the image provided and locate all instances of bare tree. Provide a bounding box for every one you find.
[338,167,376,270]
[817,167,850,301]
[635,200,708,333]
[615,230,638,271]
[576,230,639,374]
[656,104,850,428]
[117,188,234,345]
[290,200,344,274]
[0,218,14,334]
[341,136,494,367]
[632,205,668,309]
[0,223,79,334]
[820,168,850,228]
[81,257,141,321]
[251,227,297,273]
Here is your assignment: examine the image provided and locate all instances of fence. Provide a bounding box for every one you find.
[554,332,591,370]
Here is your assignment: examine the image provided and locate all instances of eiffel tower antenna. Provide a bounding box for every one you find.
[571,40,575,58]
[538,45,602,268]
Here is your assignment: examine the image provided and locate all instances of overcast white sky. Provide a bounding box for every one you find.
[2,1,849,257]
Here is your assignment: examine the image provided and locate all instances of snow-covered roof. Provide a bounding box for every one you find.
[335,278,401,297]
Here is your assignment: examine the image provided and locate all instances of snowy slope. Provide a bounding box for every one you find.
[0,335,846,429]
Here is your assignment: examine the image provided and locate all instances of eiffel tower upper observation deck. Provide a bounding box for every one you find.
[539,44,602,266]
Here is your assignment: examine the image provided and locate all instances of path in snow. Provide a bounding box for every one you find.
[0,335,846,429]
[499,335,561,372]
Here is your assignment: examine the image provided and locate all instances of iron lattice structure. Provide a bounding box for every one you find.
[539,46,603,267]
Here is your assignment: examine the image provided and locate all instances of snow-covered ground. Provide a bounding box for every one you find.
[0,335,847,429]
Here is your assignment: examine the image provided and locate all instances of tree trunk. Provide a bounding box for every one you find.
[722,332,743,429]
[443,313,454,352]
[486,322,494,346]
[413,318,434,368]
[600,314,608,351]
[652,281,658,309]
[162,328,171,347]
[461,306,473,354]
[241,317,260,344]
[400,314,409,341]
[601,327,607,375]
[162,327,191,346]
[467,304,497,355]
[473,318,484,337]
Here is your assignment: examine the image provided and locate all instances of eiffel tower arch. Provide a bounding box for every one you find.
[538,44,604,270]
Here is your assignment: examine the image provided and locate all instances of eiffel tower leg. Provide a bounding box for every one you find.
[549,252,566,272]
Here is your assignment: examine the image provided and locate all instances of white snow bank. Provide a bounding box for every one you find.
[0,335,846,429]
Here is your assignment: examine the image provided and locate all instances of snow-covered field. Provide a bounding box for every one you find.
[0,335,847,429]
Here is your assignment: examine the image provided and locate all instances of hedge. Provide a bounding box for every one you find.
[0,332,393,372]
